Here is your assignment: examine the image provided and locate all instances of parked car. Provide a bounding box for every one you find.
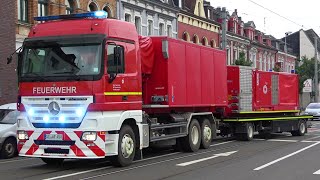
[0,103,19,158]
[304,103,320,120]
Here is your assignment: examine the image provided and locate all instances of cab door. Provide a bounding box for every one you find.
[104,40,142,111]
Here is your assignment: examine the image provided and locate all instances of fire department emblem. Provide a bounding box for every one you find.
[48,101,60,115]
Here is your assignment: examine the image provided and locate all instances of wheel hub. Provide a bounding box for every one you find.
[121,134,134,158]
[203,125,212,142]
[191,126,199,145]
[5,143,13,155]
[300,123,306,134]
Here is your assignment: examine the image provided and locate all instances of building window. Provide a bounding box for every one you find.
[182,32,190,41]
[159,23,164,35]
[135,17,141,35]
[103,5,112,18]
[18,0,28,22]
[88,2,98,12]
[208,9,211,19]
[167,25,172,37]
[65,0,74,14]
[125,14,131,22]
[202,37,208,46]
[210,40,216,48]
[148,20,153,36]
[38,0,48,17]
[193,34,199,44]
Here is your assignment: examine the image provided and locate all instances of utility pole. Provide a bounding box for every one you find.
[315,36,318,102]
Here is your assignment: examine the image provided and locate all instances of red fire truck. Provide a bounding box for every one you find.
[11,11,312,166]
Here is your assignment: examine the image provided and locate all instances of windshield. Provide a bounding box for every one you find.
[0,110,18,124]
[21,44,102,77]
[306,103,320,109]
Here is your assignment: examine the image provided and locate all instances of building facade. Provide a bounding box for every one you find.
[177,0,220,48]
[16,0,117,49]
[118,0,178,37]
[0,1,16,104]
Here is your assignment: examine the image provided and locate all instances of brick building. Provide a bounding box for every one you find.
[175,0,221,48]
[0,0,117,104]
[16,0,117,48]
[0,1,16,104]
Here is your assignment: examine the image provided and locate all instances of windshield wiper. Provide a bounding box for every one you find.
[23,72,46,81]
[53,72,81,80]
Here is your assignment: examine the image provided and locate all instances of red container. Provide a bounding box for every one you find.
[142,37,227,109]
[226,66,299,115]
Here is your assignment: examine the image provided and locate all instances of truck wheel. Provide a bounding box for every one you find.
[41,158,64,165]
[291,121,307,136]
[1,138,17,159]
[200,119,212,149]
[180,119,201,152]
[243,123,254,141]
[110,125,136,167]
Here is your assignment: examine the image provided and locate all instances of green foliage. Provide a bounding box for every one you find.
[234,52,253,66]
[295,56,319,94]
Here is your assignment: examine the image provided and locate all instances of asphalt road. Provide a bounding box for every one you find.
[2,121,320,180]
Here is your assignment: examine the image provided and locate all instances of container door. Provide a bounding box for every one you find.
[255,72,272,108]
[239,67,253,111]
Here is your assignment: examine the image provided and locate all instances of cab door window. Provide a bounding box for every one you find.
[107,44,125,74]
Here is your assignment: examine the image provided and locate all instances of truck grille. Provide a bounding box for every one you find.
[21,96,93,127]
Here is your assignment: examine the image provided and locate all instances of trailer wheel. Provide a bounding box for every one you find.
[235,123,254,141]
[180,119,201,152]
[200,119,212,149]
[110,125,136,167]
[41,158,64,166]
[244,123,254,141]
[291,121,307,136]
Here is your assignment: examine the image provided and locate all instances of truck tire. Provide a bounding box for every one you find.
[1,138,17,159]
[180,119,201,152]
[235,123,254,141]
[243,123,254,141]
[291,121,307,136]
[110,125,136,167]
[41,158,64,165]
[200,119,212,149]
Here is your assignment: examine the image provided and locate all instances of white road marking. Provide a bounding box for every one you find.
[43,167,113,180]
[254,142,320,171]
[0,158,35,164]
[313,169,320,174]
[45,140,235,180]
[303,135,320,141]
[267,139,299,143]
[253,139,266,141]
[301,140,320,143]
[210,140,236,147]
[176,151,238,166]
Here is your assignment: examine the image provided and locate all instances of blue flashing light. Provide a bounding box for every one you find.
[59,116,65,123]
[44,115,49,123]
[34,11,108,21]
[28,109,34,116]
[76,108,85,117]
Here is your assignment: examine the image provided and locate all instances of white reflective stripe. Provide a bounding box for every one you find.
[66,132,97,157]
[19,132,39,155]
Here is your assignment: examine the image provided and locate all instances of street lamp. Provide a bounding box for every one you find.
[284,32,292,72]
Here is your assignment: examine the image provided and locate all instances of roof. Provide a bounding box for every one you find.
[0,103,17,110]
[304,29,320,52]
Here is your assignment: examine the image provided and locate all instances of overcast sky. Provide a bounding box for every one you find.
[210,0,319,39]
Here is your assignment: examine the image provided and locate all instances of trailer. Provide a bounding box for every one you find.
[12,11,312,167]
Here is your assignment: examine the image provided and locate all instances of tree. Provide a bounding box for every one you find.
[295,56,319,94]
[234,51,253,66]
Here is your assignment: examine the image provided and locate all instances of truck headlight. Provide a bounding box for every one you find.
[17,130,29,140]
[81,132,97,141]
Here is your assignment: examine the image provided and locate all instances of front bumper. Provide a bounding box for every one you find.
[18,130,106,159]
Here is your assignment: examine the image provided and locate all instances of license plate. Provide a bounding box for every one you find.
[45,134,63,141]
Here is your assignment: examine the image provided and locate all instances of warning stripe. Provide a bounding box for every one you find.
[104,92,142,96]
